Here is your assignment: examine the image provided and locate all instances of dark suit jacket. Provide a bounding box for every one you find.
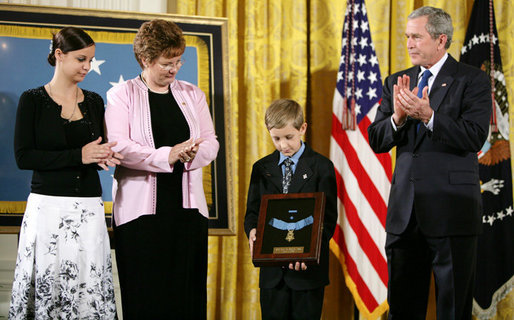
[244,143,337,290]
[368,55,492,237]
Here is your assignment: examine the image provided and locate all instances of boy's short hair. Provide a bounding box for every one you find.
[265,99,304,130]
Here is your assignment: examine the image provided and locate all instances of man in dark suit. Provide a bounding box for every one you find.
[244,99,337,319]
[368,6,491,320]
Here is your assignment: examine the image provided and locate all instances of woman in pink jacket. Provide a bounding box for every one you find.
[104,19,219,319]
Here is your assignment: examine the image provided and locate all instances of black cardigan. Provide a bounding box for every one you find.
[14,86,105,197]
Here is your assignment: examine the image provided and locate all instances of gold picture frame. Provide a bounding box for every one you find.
[0,4,235,235]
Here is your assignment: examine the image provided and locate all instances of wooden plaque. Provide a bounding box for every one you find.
[252,192,325,267]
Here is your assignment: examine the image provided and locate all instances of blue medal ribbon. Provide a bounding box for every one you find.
[268,216,314,231]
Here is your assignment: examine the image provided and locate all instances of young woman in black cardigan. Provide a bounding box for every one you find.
[9,27,121,319]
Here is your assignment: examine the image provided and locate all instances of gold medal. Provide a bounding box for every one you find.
[285,229,295,242]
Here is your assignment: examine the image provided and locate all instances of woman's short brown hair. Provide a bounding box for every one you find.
[265,99,305,130]
[133,19,186,68]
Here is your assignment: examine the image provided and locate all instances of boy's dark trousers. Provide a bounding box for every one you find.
[260,279,324,320]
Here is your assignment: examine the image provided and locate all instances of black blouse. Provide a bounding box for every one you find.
[14,86,105,197]
[148,90,190,213]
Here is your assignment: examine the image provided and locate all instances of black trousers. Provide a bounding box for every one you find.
[114,209,208,320]
[260,280,325,320]
[385,215,477,320]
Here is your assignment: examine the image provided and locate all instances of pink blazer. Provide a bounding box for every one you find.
[105,76,219,226]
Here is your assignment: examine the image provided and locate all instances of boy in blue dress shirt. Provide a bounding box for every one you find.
[244,99,338,319]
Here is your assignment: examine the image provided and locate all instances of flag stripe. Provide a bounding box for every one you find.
[332,114,388,226]
[333,224,379,310]
[357,111,393,182]
[336,202,389,304]
[330,139,387,264]
[333,95,392,216]
[330,1,390,317]
[334,167,388,286]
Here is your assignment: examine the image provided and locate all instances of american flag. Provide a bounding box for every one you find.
[329,0,390,318]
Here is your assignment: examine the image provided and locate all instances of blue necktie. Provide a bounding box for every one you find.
[282,158,293,194]
[416,70,432,131]
[417,70,432,98]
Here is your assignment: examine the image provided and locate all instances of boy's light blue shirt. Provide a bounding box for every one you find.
[278,141,305,175]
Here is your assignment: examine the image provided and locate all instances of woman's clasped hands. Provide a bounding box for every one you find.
[168,138,204,165]
[81,137,124,170]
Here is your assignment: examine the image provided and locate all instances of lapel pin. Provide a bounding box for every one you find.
[303,174,308,179]
[441,83,447,87]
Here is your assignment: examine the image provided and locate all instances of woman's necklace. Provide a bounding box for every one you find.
[141,74,169,94]
[48,83,79,122]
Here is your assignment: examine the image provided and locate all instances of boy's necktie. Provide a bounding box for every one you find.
[282,158,293,194]
[416,70,432,131]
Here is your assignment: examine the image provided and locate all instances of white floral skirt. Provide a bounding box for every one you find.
[8,193,117,320]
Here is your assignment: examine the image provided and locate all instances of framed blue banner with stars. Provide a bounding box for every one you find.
[0,4,234,235]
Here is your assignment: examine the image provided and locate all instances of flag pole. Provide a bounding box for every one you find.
[354,302,360,320]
